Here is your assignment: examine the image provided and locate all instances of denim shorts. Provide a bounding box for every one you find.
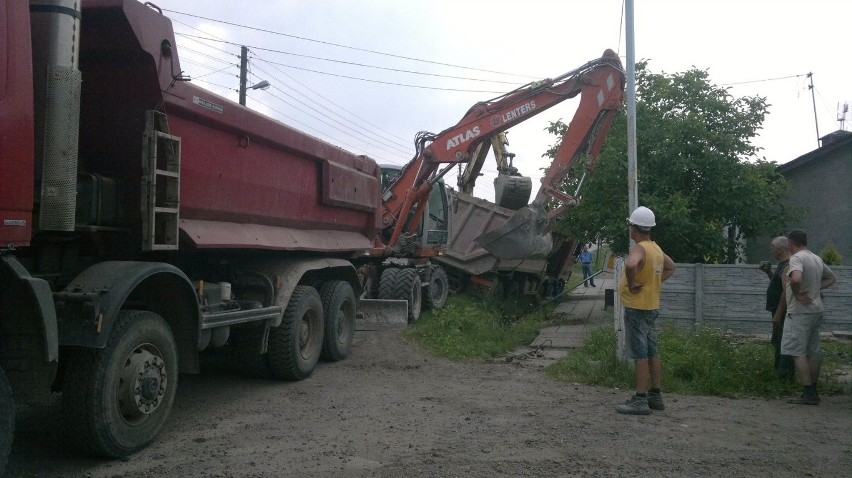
[624,308,659,360]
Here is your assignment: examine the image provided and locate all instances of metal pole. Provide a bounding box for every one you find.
[625,0,638,217]
[807,72,820,148]
[239,46,248,106]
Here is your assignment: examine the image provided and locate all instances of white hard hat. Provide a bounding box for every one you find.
[628,206,656,228]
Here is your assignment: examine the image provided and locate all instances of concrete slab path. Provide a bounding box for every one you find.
[530,270,615,348]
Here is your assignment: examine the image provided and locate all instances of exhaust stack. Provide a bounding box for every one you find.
[30,0,82,231]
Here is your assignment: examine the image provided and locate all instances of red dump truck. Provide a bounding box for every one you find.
[0,0,424,468]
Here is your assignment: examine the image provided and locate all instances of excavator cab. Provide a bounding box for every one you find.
[380,165,449,249]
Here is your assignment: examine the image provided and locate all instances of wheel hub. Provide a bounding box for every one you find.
[118,346,167,424]
[300,320,309,347]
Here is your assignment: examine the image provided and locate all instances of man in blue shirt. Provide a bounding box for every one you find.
[578,245,596,287]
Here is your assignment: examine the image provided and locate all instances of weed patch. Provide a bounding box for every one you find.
[548,326,851,399]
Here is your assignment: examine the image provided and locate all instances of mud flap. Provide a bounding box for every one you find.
[475,203,553,259]
[356,299,409,330]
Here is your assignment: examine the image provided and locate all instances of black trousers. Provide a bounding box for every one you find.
[770,312,795,379]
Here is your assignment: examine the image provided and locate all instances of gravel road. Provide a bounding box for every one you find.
[6,327,851,477]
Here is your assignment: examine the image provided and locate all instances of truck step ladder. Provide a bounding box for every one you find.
[142,111,181,251]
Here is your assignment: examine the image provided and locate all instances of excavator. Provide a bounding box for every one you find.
[374,49,626,261]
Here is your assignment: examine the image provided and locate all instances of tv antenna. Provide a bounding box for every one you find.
[838,101,849,131]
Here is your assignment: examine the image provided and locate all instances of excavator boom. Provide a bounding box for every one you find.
[377,49,625,260]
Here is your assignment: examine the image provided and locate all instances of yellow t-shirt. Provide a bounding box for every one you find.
[619,241,664,310]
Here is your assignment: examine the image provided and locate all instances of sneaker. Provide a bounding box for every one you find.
[788,394,820,405]
[648,391,665,411]
[615,394,652,415]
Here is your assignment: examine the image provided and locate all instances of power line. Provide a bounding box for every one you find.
[173,24,418,155]
[720,73,807,87]
[251,65,411,159]
[177,44,237,66]
[251,59,412,154]
[163,9,540,80]
[175,34,509,93]
[181,58,237,79]
[254,58,412,147]
[178,33,524,86]
[247,61,507,94]
[257,96,396,163]
[197,79,237,92]
[252,80,407,163]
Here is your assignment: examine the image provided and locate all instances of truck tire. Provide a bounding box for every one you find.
[0,366,14,475]
[379,268,422,323]
[62,310,178,458]
[423,265,448,310]
[268,285,324,380]
[319,281,355,362]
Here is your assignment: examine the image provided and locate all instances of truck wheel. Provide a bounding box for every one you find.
[62,310,178,457]
[319,281,355,362]
[0,366,14,475]
[379,268,422,323]
[423,265,448,310]
[268,285,324,380]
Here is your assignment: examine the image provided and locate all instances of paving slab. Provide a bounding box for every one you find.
[530,270,616,353]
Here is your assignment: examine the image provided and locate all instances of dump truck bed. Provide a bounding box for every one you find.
[434,192,550,276]
[78,0,381,252]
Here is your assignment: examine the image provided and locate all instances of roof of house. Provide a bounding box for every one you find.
[777,130,852,174]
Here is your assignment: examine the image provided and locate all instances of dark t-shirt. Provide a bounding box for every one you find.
[765,259,789,313]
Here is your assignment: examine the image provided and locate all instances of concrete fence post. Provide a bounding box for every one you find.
[694,263,704,331]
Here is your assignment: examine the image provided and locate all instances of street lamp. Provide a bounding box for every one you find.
[249,80,270,91]
[239,79,270,106]
[238,45,270,105]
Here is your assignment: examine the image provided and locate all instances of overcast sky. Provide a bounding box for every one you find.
[146,0,851,201]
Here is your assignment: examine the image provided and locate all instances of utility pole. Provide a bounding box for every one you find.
[807,72,820,148]
[617,0,638,363]
[625,0,638,221]
[238,45,248,106]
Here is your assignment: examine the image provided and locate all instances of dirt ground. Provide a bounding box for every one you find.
[6,328,851,478]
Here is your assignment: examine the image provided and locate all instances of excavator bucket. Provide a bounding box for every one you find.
[494,174,532,211]
[356,299,409,330]
[474,203,553,259]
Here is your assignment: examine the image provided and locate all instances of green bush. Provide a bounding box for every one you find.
[820,244,843,265]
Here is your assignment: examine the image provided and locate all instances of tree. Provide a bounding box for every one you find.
[544,62,794,263]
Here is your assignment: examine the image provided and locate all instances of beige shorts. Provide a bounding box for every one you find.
[780,312,823,357]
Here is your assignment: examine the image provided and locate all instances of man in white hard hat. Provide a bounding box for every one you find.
[616,206,676,415]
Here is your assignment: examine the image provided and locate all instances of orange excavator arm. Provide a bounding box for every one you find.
[376,49,625,258]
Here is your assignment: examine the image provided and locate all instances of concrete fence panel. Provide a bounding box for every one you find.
[656,264,852,335]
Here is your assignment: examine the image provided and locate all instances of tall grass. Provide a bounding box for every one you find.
[547,326,851,399]
[404,294,560,361]
[406,294,851,399]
